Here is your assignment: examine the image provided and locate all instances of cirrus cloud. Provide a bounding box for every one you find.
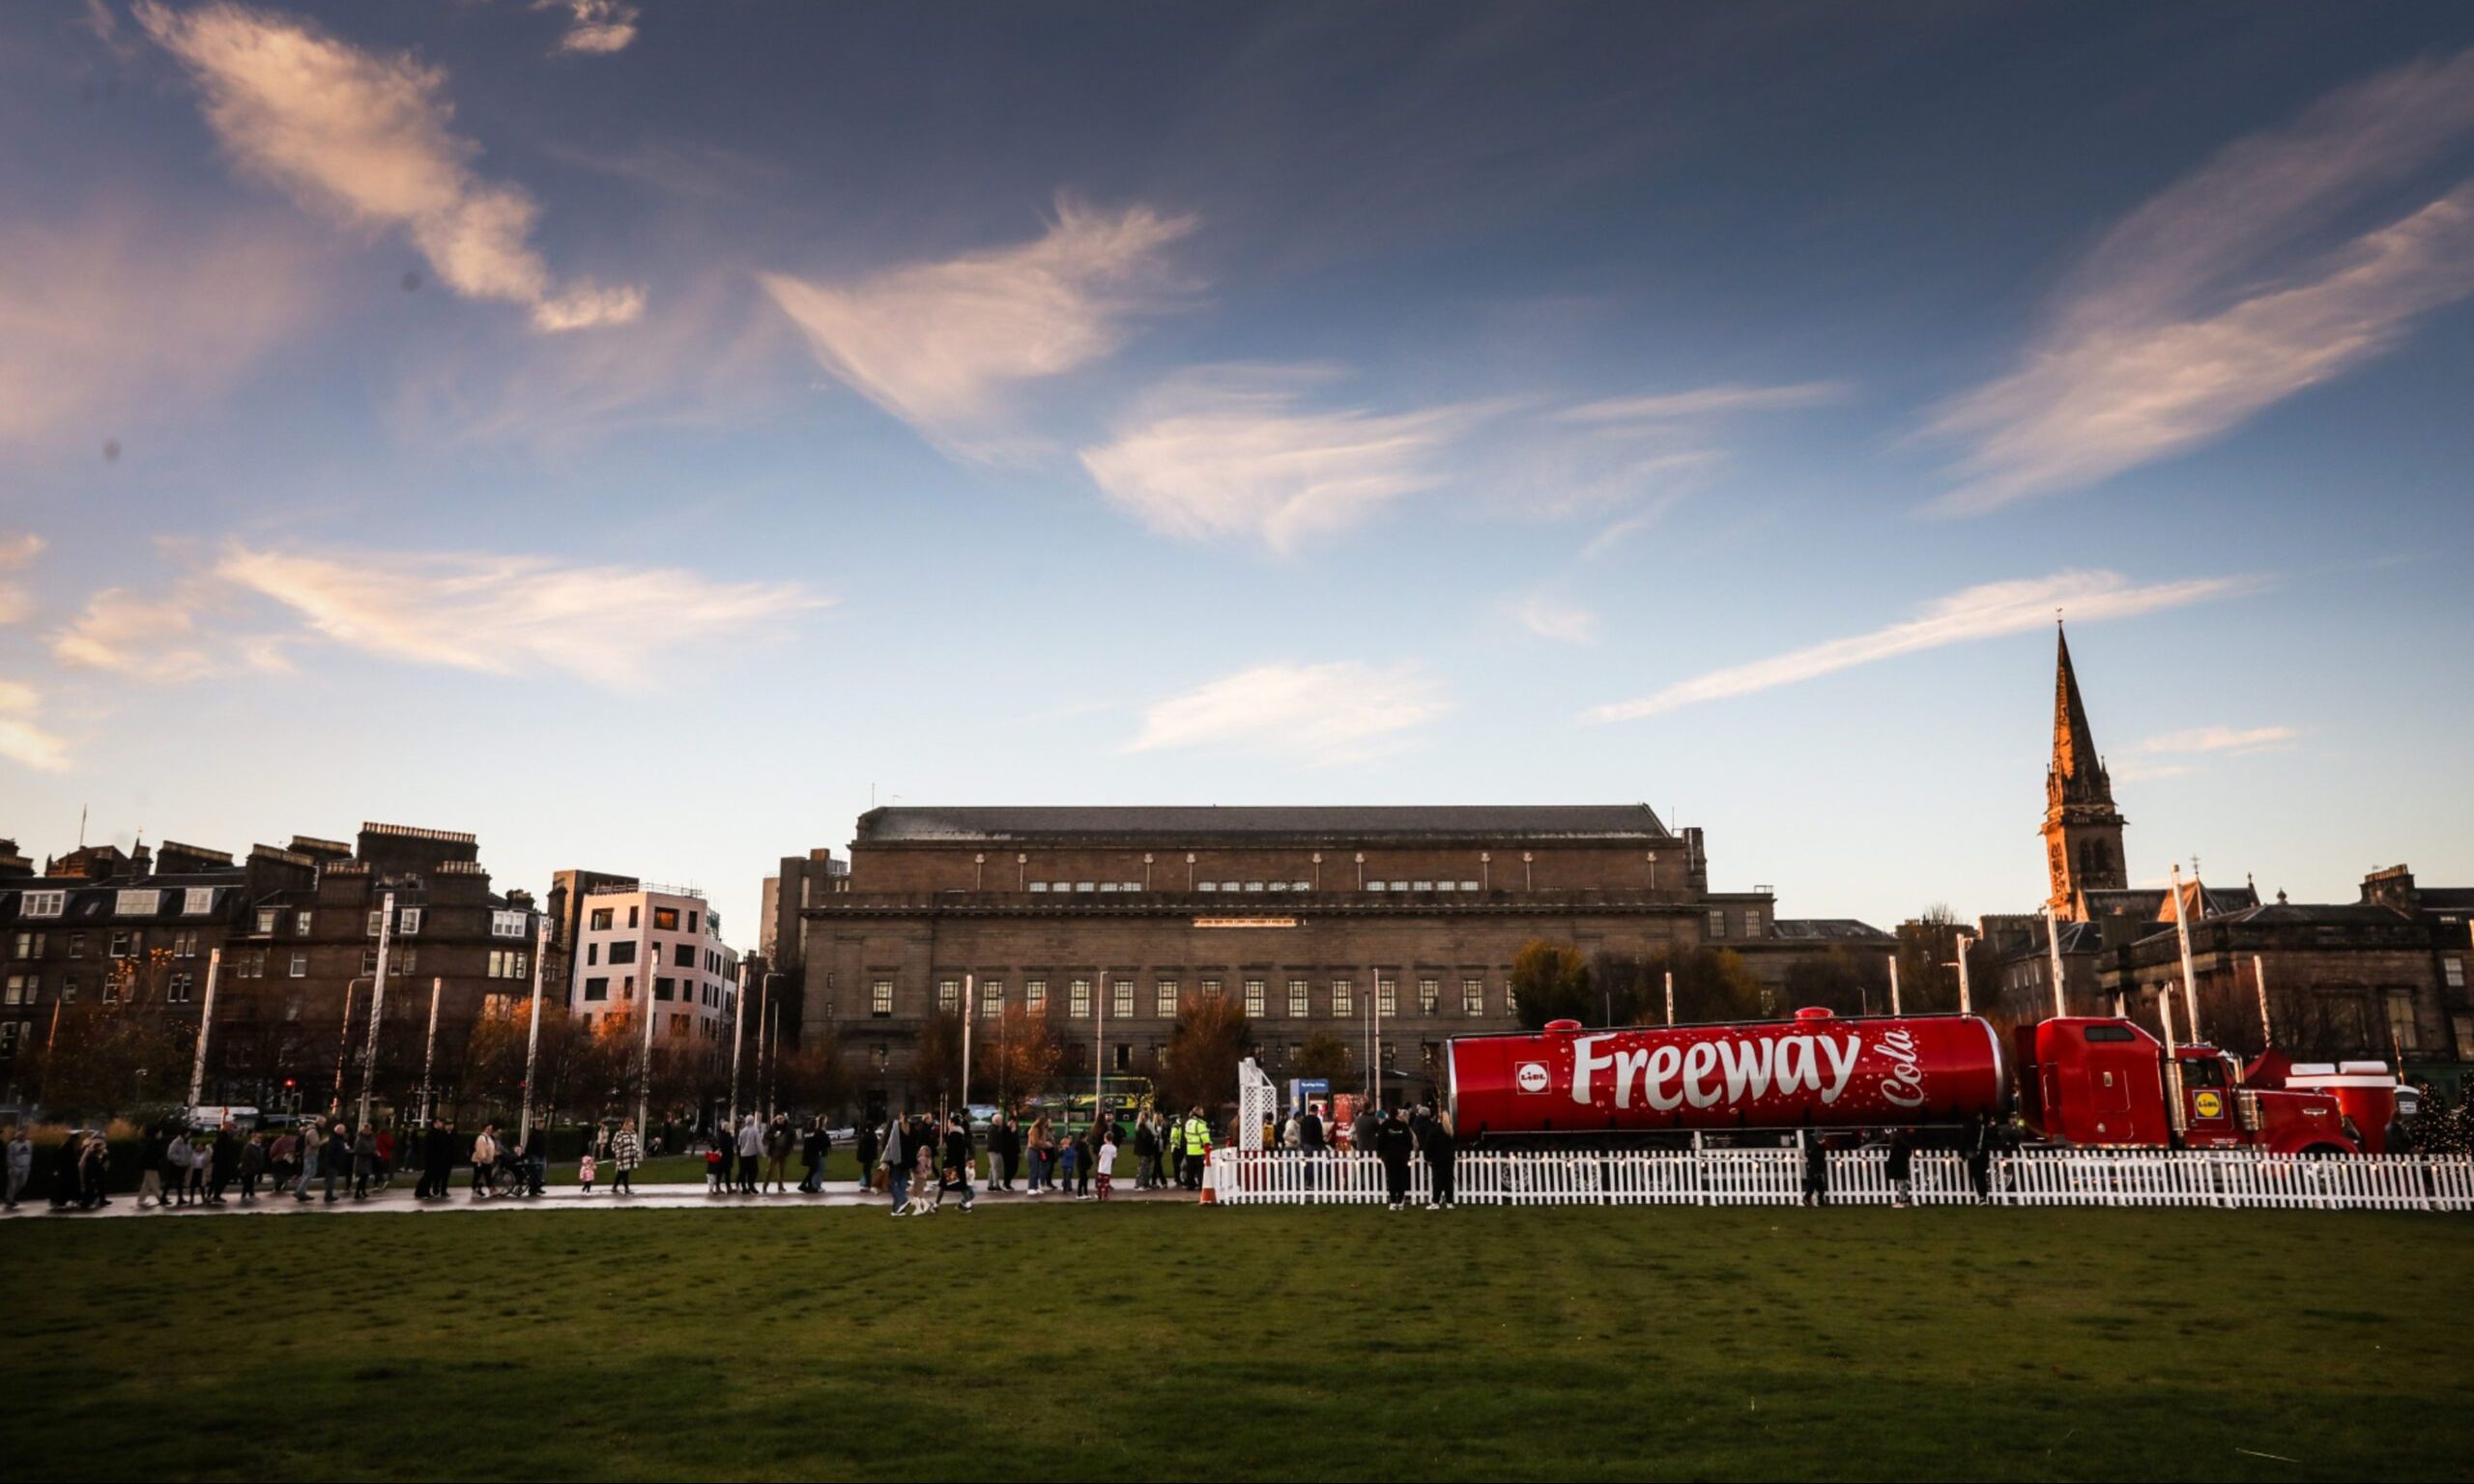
[1587,569,2258,721]
[137,1,642,331]
[1926,47,2474,514]
[762,200,1195,455]
[1126,660,1449,766]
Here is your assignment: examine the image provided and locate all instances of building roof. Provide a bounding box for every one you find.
[1769,918,1894,943]
[853,804,1673,846]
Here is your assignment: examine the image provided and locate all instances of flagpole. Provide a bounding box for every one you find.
[2169,863,2202,1041]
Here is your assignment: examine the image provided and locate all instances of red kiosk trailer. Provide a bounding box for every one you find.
[1447,1009,2363,1154]
[1445,1008,2005,1137]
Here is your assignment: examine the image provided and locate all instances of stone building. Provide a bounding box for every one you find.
[784,804,1883,1119]
[1990,629,2469,1073]
[0,823,542,1112]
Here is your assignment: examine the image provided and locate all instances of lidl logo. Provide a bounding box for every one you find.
[1515,1062,1550,1095]
[2194,1090,2225,1119]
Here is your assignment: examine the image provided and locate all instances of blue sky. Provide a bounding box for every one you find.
[4,2,2471,942]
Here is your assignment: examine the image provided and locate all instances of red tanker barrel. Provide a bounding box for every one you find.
[1447,1008,2006,1137]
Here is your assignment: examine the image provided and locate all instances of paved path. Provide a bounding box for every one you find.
[4,1181,1206,1220]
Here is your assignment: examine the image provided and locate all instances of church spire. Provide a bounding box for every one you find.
[2051,623,2106,803]
[2043,622,2128,917]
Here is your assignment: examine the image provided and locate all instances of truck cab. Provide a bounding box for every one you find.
[2012,1017,2358,1154]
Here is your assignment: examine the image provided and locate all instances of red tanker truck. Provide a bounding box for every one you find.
[1445,1007,2361,1154]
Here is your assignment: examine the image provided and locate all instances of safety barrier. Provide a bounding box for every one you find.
[1205,1147,2474,1213]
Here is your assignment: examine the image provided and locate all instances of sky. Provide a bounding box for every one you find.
[4,2,2472,945]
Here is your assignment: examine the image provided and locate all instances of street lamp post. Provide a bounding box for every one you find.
[355,891,397,1132]
[519,915,549,1145]
[418,976,442,1125]
[186,947,223,1108]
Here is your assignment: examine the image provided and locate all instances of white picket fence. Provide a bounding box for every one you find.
[1206,1147,2474,1213]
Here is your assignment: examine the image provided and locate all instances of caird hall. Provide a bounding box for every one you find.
[761,805,1889,1115]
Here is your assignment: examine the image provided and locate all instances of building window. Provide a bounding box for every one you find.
[296,911,312,936]
[2447,956,2465,990]
[1460,979,1486,1016]
[2,974,32,1006]
[980,981,1003,1016]
[1200,978,1223,1002]
[654,906,680,931]
[609,941,638,966]
[1026,979,1047,1012]
[872,980,893,1017]
[674,943,695,968]
[590,908,614,931]
[2386,990,2422,1052]
[115,889,161,917]
[1288,979,1309,1017]
[167,972,193,1004]
[256,908,278,935]
[1113,981,1135,1019]
[11,931,37,959]
[1070,979,1092,1018]
[21,890,65,919]
[171,930,198,959]
[654,978,676,1001]
[1332,979,1353,1016]
[1029,882,1049,894]
[1377,977,1397,1016]
[1742,909,1761,938]
[492,910,529,938]
[1506,980,1518,1014]
[110,930,136,959]
[1244,979,1265,1017]
[400,908,423,936]
[289,952,307,978]
[183,887,215,916]
[1419,978,1439,1014]
[367,910,384,937]
[1708,910,1726,939]
[67,932,82,957]
[1155,981,1178,1017]
[585,977,609,1001]
[937,978,960,1013]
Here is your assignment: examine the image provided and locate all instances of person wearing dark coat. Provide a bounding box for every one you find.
[854,1123,878,1191]
[799,1119,830,1193]
[78,1134,110,1209]
[1964,1115,1994,1205]
[522,1125,549,1197]
[939,1116,975,1212]
[1372,1110,1417,1211]
[50,1130,85,1209]
[208,1125,239,1204]
[1800,1130,1829,1207]
[998,1114,1022,1191]
[1885,1127,1917,1209]
[239,1132,267,1203]
[1418,1108,1458,1209]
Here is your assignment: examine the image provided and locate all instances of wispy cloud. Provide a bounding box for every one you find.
[137,1,642,331]
[1586,569,2256,722]
[0,678,71,774]
[1081,366,1492,553]
[1505,592,1597,645]
[1556,381,1850,424]
[762,200,1195,453]
[541,0,638,55]
[50,578,293,684]
[1126,660,1448,765]
[213,544,826,689]
[0,533,41,626]
[2131,725,2298,756]
[1926,47,2474,513]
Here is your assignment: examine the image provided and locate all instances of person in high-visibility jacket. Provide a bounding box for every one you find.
[1164,1114,1185,1189]
[1182,1108,1211,1190]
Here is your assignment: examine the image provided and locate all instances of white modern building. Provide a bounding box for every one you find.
[568,882,740,1057]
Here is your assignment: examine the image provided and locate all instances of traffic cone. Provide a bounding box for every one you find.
[1198,1142,1217,1205]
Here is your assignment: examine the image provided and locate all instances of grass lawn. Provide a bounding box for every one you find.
[5,1206,2467,1482]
